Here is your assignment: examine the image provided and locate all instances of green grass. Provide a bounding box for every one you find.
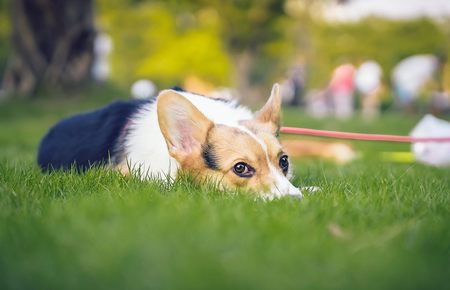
[0,89,449,290]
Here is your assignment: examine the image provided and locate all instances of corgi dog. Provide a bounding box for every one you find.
[37,84,302,199]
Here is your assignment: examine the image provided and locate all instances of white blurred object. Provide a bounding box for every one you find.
[355,60,382,95]
[410,114,450,167]
[355,60,383,118]
[392,55,438,103]
[323,0,450,22]
[91,33,113,82]
[131,80,157,99]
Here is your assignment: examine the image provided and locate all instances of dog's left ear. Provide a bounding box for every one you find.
[157,90,213,161]
[254,83,281,134]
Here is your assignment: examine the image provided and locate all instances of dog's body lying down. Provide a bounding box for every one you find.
[38,84,301,199]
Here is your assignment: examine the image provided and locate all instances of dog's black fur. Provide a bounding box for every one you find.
[37,99,151,171]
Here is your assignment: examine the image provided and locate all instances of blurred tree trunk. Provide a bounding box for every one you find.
[232,51,256,103]
[1,0,95,96]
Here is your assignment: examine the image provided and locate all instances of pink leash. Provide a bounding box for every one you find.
[280,127,450,143]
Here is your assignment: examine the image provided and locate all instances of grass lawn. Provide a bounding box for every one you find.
[0,87,449,290]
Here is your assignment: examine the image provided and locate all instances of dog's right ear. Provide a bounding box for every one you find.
[157,90,213,161]
[254,83,282,135]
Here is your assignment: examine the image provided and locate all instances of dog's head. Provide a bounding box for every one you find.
[157,84,301,199]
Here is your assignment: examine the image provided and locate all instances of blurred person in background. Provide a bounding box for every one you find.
[354,60,383,118]
[305,89,330,118]
[328,63,356,119]
[430,90,450,114]
[430,59,450,114]
[391,54,439,111]
[280,61,306,107]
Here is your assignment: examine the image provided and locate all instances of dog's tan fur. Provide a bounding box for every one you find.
[156,86,294,195]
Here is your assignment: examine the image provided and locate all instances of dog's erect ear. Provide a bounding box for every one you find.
[157,90,213,160]
[254,83,282,133]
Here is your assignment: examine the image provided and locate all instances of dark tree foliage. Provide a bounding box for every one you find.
[2,0,95,96]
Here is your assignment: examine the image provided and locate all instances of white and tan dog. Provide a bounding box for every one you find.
[38,84,302,199]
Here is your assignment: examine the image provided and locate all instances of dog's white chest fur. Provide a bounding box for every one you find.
[123,92,253,179]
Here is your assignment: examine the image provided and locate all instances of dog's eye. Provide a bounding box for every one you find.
[233,162,255,178]
[279,155,289,174]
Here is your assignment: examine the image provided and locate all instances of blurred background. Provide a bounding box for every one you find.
[2,3,450,289]
[0,0,449,115]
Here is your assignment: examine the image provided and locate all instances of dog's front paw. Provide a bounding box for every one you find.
[261,188,303,201]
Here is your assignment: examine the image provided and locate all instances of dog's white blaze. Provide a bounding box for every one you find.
[236,126,302,199]
[268,163,302,198]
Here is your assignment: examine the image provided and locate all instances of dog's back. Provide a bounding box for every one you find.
[37,99,150,171]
